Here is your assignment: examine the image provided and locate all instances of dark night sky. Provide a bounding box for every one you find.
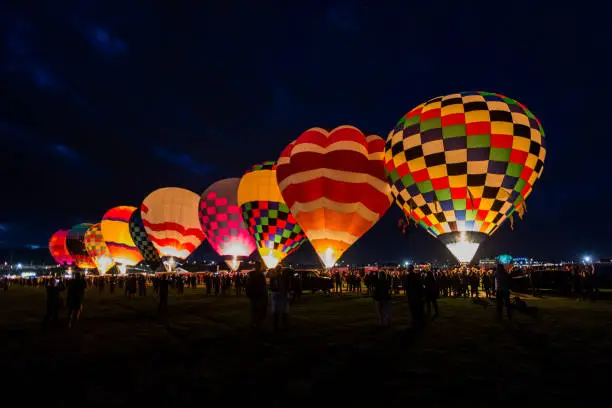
[1,1,609,264]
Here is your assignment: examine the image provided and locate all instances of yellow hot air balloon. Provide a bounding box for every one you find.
[101,206,143,274]
[237,161,307,269]
[385,91,546,263]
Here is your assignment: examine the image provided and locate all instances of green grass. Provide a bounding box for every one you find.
[1,287,611,405]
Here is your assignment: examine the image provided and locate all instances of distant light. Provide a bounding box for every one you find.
[584,256,592,263]
[16,263,23,269]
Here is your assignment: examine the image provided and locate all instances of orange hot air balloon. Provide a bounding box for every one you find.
[141,187,205,271]
[101,206,144,273]
[276,126,392,268]
[84,223,115,274]
[49,229,74,266]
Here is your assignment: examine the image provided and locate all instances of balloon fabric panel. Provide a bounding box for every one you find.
[141,187,205,259]
[384,91,546,238]
[101,206,143,266]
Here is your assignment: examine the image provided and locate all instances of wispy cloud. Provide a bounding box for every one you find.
[72,18,128,57]
[152,147,215,175]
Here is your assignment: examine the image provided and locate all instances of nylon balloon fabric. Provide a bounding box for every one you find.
[84,223,115,274]
[49,229,74,266]
[129,209,162,271]
[384,91,546,238]
[101,206,144,267]
[237,161,306,269]
[141,187,205,260]
[276,126,392,268]
[199,178,256,260]
[66,223,96,269]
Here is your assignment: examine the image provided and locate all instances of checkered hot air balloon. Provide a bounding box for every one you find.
[101,206,144,274]
[66,223,96,270]
[276,126,393,268]
[129,209,162,272]
[384,91,546,263]
[199,178,256,271]
[84,223,115,274]
[141,187,205,271]
[49,229,74,266]
[237,161,307,269]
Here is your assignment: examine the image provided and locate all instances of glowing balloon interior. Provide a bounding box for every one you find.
[385,91,546,263]
[200,178,256,271]
[238,161,307,269]
[84,223,115,274]
[141,187,205,261]
[276,126,392,268]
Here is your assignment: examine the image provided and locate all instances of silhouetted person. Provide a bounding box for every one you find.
[246,262,268,329]
[373,272,391,327]
[66,272,86,329]
[43,278,64,328]
[158,276,169,313]
[270,266,292,331]
[424,271,439,318]
[406,266,425,328]
[495,263,511,320]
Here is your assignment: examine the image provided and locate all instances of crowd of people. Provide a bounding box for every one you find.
[0,262,600,331]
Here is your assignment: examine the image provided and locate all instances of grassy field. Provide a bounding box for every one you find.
[1,287,611,406]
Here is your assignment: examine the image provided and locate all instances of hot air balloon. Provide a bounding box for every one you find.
[141,187,205,271]
[237,161,307,269]
[276,126,393,268]
[66,223,96,270]
[200,178,256,271]
[384,91,546,263]
[49,229,74,266]
[101,206,144,274]
[128,209,162,272]
[84,223,115,274]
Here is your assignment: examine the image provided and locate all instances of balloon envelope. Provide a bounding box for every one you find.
[384,91,546,263]
[200,178,256,270]
[238,161,307,269]
[129,209,162,271]
[66,223,96,269]
[276,126,392,268]
[84,223,115,274]
[141,187,205,260]
[101,206,144,268]
[49,229,74,266]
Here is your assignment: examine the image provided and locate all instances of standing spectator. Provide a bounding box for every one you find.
[495,263,512,321]
[424,271,439,318]
[158,276,169,313]
[373,272,391,327]
[43,278,64,328]
[246,262,268,330]
[405,266,425,328]
[66,272,86,329]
